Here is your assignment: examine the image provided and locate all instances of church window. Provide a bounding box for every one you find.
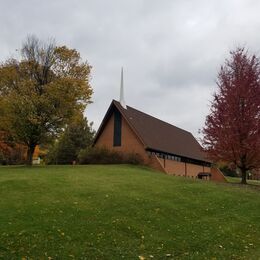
[113,110,122,146]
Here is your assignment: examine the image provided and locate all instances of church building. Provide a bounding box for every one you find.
[93,70,226,182]
[93,99,225,182]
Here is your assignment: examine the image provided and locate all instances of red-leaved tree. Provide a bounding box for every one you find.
[202,48,260,184]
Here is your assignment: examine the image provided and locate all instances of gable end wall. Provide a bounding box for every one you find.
[95,113,148,159]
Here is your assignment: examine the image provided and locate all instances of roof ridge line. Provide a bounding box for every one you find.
[113,100,147,148]
[113,99,192,135]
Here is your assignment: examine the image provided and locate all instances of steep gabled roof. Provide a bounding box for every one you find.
[94,100,209,162]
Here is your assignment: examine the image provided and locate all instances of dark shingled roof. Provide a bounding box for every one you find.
[94,100,209,163]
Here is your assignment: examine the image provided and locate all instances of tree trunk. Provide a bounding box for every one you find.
[241,168,247,184]
[26,144,36,166]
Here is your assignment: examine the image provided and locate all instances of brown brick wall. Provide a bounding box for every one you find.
[204,166,211,174]
[95,113,150,162]
[159,159,186,176]
[211,167,227,182]
[148,154,166,173]
[95,114,114,149]
[186,163,203,177]
[158,158,212,178]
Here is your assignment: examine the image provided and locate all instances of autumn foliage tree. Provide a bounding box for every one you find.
[0,131,27,165]
[202,48,260,184]
[0,36,92,165]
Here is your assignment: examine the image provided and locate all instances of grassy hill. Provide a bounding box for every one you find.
[0,165,259,259]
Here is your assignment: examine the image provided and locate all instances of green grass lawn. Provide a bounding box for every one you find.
[0,165,259,259]
[226,176,260,186]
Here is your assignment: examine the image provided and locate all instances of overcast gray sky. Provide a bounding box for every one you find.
[1,0,260,138]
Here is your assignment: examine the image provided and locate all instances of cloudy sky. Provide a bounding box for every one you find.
[1,0,260,138]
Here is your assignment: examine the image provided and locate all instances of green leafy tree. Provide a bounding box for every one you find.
[47,113,95,164]
[0,36,92,165]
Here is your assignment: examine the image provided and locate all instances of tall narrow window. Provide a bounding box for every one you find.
[113,110,122,146]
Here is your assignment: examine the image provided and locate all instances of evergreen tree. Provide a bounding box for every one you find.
[47,113,95,164]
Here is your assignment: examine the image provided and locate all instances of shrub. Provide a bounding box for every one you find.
[0,150,6,165]
[78,147,143,165]
[0,145,26,165]
[125,152,143,165]
[220,165,238,177]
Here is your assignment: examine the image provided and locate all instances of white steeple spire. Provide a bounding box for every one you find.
[120,67,127,109]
